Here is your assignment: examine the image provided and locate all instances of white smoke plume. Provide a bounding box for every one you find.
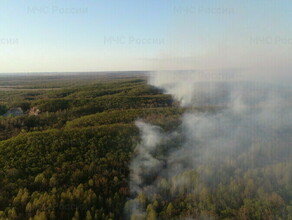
[126,70,292,219]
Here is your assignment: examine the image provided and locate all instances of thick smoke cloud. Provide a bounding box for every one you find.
[126,71,292,219]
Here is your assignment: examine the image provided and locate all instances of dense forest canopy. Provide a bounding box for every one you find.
[0,72,291,220]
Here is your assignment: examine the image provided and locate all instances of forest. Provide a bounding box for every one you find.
[0,73,291,220]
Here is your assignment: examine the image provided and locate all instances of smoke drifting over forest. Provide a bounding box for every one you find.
[126,71,292,219]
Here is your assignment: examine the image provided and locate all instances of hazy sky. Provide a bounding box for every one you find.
[0,0,291,78]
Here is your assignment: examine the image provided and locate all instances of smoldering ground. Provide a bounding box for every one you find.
[125,71,292,220]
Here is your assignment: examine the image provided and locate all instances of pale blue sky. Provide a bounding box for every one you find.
[0,0,291,76]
